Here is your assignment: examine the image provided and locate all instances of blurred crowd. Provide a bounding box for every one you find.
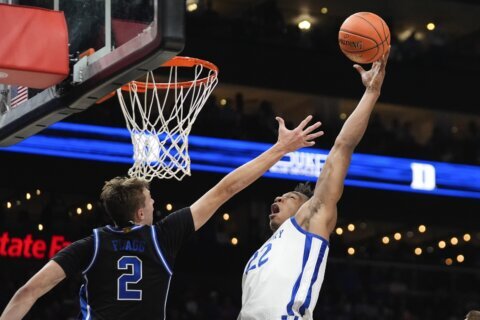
[192,94,480,165]
[2,196,479,320]
[187,0,480,62]
[81,89,480,166]
[2,256,479,319]
[1,177,479,320]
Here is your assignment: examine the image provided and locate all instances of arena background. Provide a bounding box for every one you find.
[1,0,480,319]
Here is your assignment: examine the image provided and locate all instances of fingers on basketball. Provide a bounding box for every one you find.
[353,64,365,75]
[384,46,391,60]
[379,46,390,67]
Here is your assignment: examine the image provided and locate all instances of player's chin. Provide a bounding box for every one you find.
[269,219,279,232]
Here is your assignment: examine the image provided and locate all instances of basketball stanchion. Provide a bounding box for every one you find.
[116,56,219,181]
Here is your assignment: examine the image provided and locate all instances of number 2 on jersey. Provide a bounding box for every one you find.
[245,243,272,275]
[117,256,143,300]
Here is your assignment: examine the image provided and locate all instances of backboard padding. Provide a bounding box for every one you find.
[0,0,185,146]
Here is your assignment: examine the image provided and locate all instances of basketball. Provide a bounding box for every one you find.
[338,12,390,64]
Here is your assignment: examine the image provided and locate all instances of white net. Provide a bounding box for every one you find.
[117,57,218,181]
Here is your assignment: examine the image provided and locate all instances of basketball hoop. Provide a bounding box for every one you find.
[117,56,219,181]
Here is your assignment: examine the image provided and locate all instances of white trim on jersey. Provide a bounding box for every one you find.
[150,226,173,275]
[163,275,172,320]
[80,229,99,320]
[83,228,100,274]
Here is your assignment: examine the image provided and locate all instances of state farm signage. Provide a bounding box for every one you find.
[0,232,71,260]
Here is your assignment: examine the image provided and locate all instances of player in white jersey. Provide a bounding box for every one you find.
[239,48,390,320]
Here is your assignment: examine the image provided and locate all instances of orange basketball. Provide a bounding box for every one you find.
[338,12,390,64]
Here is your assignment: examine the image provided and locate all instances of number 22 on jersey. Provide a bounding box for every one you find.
[245,243,272,275]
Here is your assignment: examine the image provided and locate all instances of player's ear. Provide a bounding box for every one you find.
[135,208,144,223]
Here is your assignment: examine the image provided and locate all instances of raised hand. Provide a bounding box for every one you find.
[275,115,324,153]
[353,47,390,94]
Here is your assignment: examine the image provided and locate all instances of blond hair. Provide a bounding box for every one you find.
[100,177,150,226]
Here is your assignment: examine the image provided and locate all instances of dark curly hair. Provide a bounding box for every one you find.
[294,182,314,199]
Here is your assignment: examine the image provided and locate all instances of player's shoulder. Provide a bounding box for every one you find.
[155,207,193,226]
[286,217,330,244]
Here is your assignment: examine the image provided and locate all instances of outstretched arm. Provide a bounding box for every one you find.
[297,49,390,239]
[466,310,480,320]
[191,115,324,230]
[0,261,66,320]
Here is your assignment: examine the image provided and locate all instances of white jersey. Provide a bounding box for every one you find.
[239,217,329,320]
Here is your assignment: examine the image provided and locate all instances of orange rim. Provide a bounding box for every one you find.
[121,56,218,92]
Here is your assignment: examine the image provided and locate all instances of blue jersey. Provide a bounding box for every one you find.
[53,208,194,320]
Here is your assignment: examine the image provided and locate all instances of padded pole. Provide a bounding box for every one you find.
[105,0,111,50]
[0,84,9,114]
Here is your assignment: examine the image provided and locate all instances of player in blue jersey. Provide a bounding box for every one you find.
[239,49,390,319]
[1,114,323,320]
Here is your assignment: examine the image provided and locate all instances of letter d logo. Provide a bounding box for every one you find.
[410,163,436,191]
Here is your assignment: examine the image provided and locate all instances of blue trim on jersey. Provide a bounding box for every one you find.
[286,235,312,316]
[299,240,328,315]
[79,275,91,319]
[83,229,100,274]
[79,284,88,319]
[290,217,330,246]
[150,226,173,276]
[105,224,145,233]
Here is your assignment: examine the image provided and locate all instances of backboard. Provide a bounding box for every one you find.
[0,0,185,146]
